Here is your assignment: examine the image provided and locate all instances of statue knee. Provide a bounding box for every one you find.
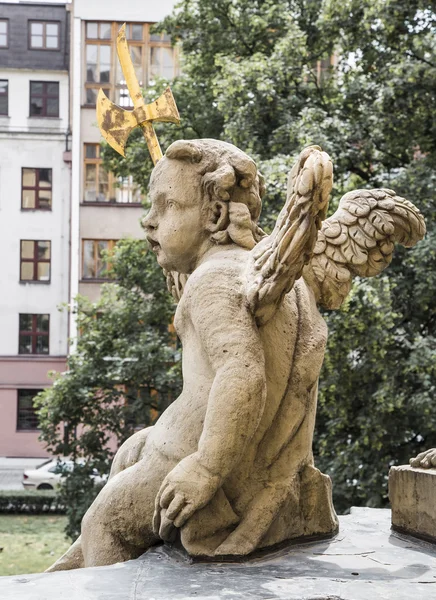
[110,427,152,479]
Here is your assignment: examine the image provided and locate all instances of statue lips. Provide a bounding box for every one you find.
[146,235,160,253]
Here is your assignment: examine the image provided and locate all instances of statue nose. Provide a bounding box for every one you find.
[142,211,157,230]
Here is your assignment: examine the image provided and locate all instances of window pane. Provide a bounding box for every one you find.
[130,46,143,84]
[46,97,59,117]
[21,240,35,259]
[21,262,34,280]
[23,168,36,187]
[19,314,33,331]
[131,24,143,40]
[0,95,7,115]
[31,35,44,48]
[30,82,43,94]
[162,48,175,79]
[37,241,50,259]
[99,45,111,83]
[38,189,52,208]
[37,262,50,281]
[46,36,57,49]
[96,241,109,277]
[86,22,98,38]
[84,163,97,201]
[0,22,7,34]
[31,22,43,35]
[83,241,95,278]
[0,34,6,47]
[36,314,49,332]
[0,80,8,93]
[35,335,49,354]
[47,82,59,96]
[86,88,97,104]
[150,32,162,42]
[19,334,32,354]
[85,144,97,159]
[46,23,58,36]
[30,97,43,116]
[100,23,111,39]
[98,168,109,201]
[22,189,36,209]
[17,390,41,430]
[86,45,98,82]
[38,169,52,187]
[150,47,161,78]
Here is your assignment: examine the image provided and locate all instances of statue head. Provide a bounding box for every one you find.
[143,139,265,273]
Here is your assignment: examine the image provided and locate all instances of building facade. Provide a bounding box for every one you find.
[69,0,179,333]
[0,0,178,457]
[0,1,71,457]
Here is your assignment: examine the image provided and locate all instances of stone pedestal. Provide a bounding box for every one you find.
[389,464,436,542]
[1,508,436,599]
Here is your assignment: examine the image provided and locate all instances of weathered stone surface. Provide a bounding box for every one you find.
[390,464,436,542]
[49,139,425,571]
[2,509,436,600]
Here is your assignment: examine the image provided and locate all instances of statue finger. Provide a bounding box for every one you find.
[166,493,186,521]
[173,502,196,528]
[160,485,175,509]
[152,506,161,536]
[159,511,177,542]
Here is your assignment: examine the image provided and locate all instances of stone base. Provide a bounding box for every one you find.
[389,464,436,542]
[1,508,436,599]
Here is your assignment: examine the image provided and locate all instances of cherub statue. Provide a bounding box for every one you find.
[48,139,425,571]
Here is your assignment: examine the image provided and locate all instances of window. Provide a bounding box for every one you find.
[22,168,52,209]
[20,240,51,282]
[84,21,179,106]
[29,81,59,117]
[82,239,116,279]
[19,314,49,354]
[0,80,7,116]
[83,143,142,203]
[17,389,42,430]
[29,21,59,50]
[0,20,8,48]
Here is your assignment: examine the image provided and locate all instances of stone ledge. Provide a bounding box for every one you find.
[1,507,436,599]
[389,464,436,543]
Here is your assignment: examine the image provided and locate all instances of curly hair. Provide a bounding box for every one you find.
[163,139,266,250]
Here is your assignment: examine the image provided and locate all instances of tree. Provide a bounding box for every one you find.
[36,240,181,538]
[102,0,436,511]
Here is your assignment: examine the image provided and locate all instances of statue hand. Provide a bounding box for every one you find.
[152,454,221,541]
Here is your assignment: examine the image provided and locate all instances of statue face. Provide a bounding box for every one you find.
[144,158,209,273]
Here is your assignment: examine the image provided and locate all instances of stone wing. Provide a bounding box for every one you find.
[246,145,333,324]
[306,189,426,309]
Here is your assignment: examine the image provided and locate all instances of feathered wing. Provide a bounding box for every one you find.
[246,145,333,324]
[305,188,426,309]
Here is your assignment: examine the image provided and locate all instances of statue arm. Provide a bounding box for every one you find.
[192,272,267,480]
[153,267,266,538]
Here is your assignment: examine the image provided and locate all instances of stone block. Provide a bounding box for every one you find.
[389,464,436,542]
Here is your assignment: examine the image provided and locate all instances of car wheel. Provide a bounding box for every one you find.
[37,483,54,490]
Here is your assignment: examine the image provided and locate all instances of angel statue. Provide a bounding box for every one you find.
[47,138,425,571]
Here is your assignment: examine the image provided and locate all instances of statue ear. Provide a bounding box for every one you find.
[207,200,229,233]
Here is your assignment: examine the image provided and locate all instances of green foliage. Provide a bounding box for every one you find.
[36,239,181,538]
[0,490,64,514]
[101,0,436,513]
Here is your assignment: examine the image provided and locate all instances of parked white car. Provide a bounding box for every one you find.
[22,459,106,490]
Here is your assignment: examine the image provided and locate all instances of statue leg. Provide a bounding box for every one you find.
[46,427,154,572]
[81,445,175,567]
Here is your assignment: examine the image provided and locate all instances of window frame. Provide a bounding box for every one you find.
[20,240,51,283]
[0,19,9,49]
[29,81,60,118]
[18,314,50,355]
[16,389,43,431]
[28,20,60,51]
[0,79,8,116]
[21,167,53,210]
[81,239,117,281]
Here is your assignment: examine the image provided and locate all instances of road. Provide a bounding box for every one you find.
[0,458,48,490]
